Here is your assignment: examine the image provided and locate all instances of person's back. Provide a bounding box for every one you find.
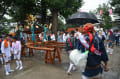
[66,36,75,51]
[50,32,55,41]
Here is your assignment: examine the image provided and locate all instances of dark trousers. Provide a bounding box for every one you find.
[116,37,119,46]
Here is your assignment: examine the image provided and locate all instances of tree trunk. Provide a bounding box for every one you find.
[51,9,58,40]
[41,0,46,24]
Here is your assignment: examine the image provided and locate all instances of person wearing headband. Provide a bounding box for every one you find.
[76,23,109,79]
[1,35,14,75]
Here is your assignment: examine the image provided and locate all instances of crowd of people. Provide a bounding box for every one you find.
[0,35,23,76]
[64,23,109,79]
[0,23,120,79]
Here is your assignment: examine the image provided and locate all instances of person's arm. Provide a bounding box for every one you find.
[19,41,22,52]
[11,43,14,55]
[65,39,69,51]
[17,41,21,55]
[100,40,109,72]
[1,42,6,57]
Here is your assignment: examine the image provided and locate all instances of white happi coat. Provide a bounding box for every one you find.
[12,41,21,55]
[51,34,56,41]
[1,41,11,57]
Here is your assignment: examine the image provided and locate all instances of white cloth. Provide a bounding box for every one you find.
[69,49,88,71]
[1,41,11,57]
[0,57,3,64]
[4,65,8,73]
[14,53,21,60]
[74,32,81,39]
[3,56,11,63]
[67,34,70,38]
[82,73,102,79]
[102,31,106,39]
[16,61,19,67]
[63,33,68,42]
[12,41,21,55]
[12,41,21,60]
[19,60,23,67]
[50,34,56,40]
[67,63,74,73]
[7,63,11,72]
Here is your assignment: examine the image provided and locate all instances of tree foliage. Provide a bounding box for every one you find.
[58,18,65,31]
[0,0,13,21]
[0,0,83,37]
[0,17,13,35]
[44,0,83,38]
[96,3,112,29]
[8,0,38,23]
[110,0,120,15]
[44,0,83,18]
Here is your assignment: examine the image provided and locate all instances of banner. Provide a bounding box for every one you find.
[100,10,102,16]
[109,9,112,15]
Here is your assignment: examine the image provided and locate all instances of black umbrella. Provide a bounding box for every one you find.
[67,12,99,25]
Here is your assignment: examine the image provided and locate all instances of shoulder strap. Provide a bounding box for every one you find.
[68,38,73,49]
[88,32,94,53]
[89,36,94,52]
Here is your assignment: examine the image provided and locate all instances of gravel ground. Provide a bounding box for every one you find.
[0,46,120,79]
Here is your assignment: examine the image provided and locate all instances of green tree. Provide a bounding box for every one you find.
[96,3,112,29]
[44,0,83,38]
[0,0,13,21]
[110,0,120,15]
[8,0,38,23]
[58,17,65,31]
[0,0,83,37]
[0,17,13,35]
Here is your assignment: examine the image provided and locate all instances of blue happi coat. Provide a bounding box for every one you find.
[76,34,109,77]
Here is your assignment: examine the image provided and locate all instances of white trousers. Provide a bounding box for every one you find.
[3,56,11,63]
[14,53,21,60]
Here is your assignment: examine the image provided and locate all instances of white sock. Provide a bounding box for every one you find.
[0,57,3,64]
[16,60,19,67]
[4,65,8,73]
[82,75,89,79]
[67,63,74,73]
[7,63,11,72]
[72,65,76,70]
[19,60,23,67]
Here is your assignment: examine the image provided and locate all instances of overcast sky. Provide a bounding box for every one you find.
[80,0,109,12]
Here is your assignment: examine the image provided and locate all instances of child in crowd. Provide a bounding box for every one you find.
[1,35,14,75]
[12,37,23,70]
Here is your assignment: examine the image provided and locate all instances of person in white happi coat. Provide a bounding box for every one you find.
[74,28,81,39]
[50,32,56,41]
[1,35,14,75]
[12,37,23,70]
